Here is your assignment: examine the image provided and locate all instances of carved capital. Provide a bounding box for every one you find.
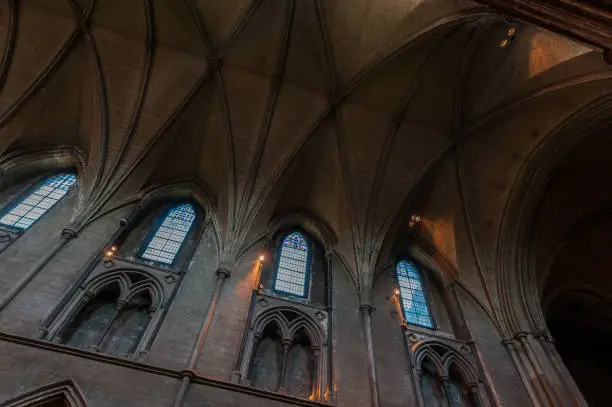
[359,303,375,315]
[514,331,529,342]
[115,299,128,310]
[501,338,517,349]
[216,267,231,279]
[61,228,78,239]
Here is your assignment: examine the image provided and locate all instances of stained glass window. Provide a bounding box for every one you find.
[396,260,433,328]
[140,203,196,265]
[0,173,77,230]
[274,232,310,297]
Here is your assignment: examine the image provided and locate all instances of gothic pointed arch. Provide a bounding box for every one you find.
[412,340,484,407]
[2,379,88,407]
[238,304,329,401]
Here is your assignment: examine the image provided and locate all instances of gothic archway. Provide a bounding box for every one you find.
[2,379,88,407]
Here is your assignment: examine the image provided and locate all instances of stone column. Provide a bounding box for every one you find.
[311,346,321,400]
[173,267,230,407]
[441,376,454,407]
[468,383,484,407]
[516,332,560,406]
[40,210,138,337]
[90,298,127,352]
[536,332,588,407]
[0,227,77,312]
[503,338,543,407]
[360,303,380,407]
[278,338,293,392]
[325,251,334,401]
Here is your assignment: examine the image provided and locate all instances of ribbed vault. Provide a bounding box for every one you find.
[1,0,611,309]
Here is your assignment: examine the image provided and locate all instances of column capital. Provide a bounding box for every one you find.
[61,228,78,239]
[514,331,529,341]
[216,267,231,279]
[359,303,375,314]
[115,299,128,310]
[501,338,517,348]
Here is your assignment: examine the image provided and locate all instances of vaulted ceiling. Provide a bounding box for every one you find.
[1,0,611,301]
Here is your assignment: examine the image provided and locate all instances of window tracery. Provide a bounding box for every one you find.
[412,342,483,407]
[241,308,326,400]
[0,173,76,230]
[140,203,196,265]
[274,231,310,297]
[53,271,164,359]
[396,260,434,329]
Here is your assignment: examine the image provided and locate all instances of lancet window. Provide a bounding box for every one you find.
[396,260,434,329]
[274,232,311,298]
[0,173,76,230]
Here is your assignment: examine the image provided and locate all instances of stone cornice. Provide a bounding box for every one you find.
[476,0,612,62]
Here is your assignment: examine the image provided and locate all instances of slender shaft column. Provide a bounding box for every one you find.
[90,299,127,352]
[536,332,588,407]
[413,369,426,407]
[311,347,320,400]
[231,254,266,384]
[450,285,501,407]
[51,293,93,343]
[243,335,262,386]
[278,339,292,392]
[468,383,484,407]
[517,332,560,406]
[0,228,77,312]
[41,210,139,337]
[360,303,380,407]
[325,252,334,401]
[503,338,542,407]
[173,267,230,407]
[441,376,455,407]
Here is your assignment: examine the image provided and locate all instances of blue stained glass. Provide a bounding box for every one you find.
[274,232,309,297]
[0,173,76,230]
[141,203,196,265]
[396,260,433,329]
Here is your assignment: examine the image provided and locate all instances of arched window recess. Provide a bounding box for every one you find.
[413,341,485,407]
[49,270,166,360]
[238,307,329,401]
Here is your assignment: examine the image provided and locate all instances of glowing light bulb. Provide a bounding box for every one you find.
[111,245,118,252]
[258,255,265,262]
[394,288,400,296]
[105,251,113,257]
